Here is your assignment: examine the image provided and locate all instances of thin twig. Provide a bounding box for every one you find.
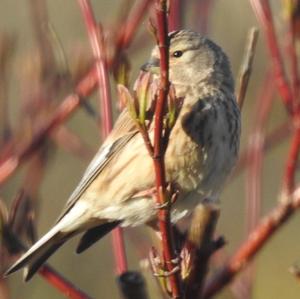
[0,70,92,183]
[236,27,259,109]
[51,125,93,161]
[286,1,300,102]
[283,128,300,195]
[78,0,113,138]
[233,120,292,178]
[202,185,300,298]
[238,70,275,299]
[115,0,153,52]
[194,0,215,35]
[250,0,294,113]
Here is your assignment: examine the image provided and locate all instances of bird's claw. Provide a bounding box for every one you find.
[153,265,180,277]
[155,201,170,210]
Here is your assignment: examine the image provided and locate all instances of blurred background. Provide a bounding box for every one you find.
[0,1,299,298]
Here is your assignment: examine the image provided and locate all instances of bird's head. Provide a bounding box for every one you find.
[142,30,234,95]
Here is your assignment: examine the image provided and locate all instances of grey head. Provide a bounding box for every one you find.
[143,30,234,94]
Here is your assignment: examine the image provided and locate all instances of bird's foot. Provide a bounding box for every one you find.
[153,265,180,277]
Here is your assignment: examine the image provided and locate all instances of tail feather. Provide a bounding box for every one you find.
[5,226,68,280]
[76,221,120,254]
[5,200,90,280]
[23,240,65,281]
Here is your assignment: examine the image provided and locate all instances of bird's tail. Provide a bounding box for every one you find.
[5,200,91,280]
[5,225,71,281]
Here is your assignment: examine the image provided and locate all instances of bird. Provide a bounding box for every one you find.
[5,30,241,281]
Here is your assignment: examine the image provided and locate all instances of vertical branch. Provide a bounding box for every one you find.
[78,0,113,137]
[115,0,153,52]
[194,0,215,35]
[78,0,127,275]
[233,120,292,178]
[236,28,259,109]
[245,71,274,233]
[168,0,184,31]
[283,128,300,194]
[286,0,300,101]
[153,1,182,298]
[238,71,274,298]
[234,32,263,297]
[250,0,294,112]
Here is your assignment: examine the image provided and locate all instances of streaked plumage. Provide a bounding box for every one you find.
[6,30,240,280]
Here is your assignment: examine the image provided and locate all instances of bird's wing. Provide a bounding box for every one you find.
[56,109,139,222]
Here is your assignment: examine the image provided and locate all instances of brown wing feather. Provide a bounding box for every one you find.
[56,109,138,222]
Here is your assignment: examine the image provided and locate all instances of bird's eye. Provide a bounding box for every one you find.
[172,50,183,58]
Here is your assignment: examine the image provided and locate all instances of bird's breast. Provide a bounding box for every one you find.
[166,92,240,222]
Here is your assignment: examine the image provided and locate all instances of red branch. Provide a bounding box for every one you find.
[246,70,275,233]
[168,0,183,31]
[238,70,275,298]
[283,128,300,195]
[0,0,150,185]
[202,187,300,298]
[0,68,96,185]
[250,0,294,112]
[153,1,182,298]
[234,120,291,178]
[286,4,300,102]
[78,0,113,138]
[194,0,215,35]
[78,0,127,275]
[115,0,153,52]
[39,265,92,299]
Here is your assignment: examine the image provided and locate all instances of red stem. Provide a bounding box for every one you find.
[0,0,150,185]
[194,0,215,35]
[283,127,300,194]
[202,189,300,299]
[246,71,275,233]
[39,265,92,299]
[78,0,127,275]
[250,0,294,112]
[153,1,181,298]
[241,71,275,298]
[115,0,153,51]
[288,24,300,102]
[0,69,96,185]
[168,0,183,31]
[234,120,291,178]
[78,0,113,137]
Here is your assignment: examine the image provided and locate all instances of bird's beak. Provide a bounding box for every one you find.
[141,57,160,74]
